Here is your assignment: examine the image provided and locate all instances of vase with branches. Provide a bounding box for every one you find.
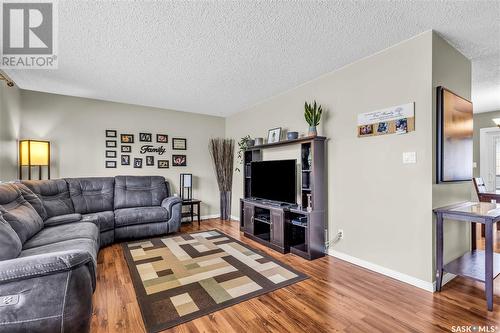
[304,100,323,136]
[209,138,235,220]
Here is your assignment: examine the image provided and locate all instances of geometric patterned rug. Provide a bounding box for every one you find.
[122,230,308,333]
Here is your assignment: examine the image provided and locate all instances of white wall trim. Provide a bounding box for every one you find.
[328,249,455,292]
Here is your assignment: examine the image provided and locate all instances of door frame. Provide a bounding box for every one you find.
[480,127,500,190]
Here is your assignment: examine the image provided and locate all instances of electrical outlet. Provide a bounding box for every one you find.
[338,229,344,240]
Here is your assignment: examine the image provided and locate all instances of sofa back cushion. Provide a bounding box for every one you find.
[15,183,48,220]
[114,176,168,209]
[0,184,43,244]
[22,179,74,218]
[0,213,22,260]
[67,177,115,214]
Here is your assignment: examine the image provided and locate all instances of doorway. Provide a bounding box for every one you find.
[480,127,500,191]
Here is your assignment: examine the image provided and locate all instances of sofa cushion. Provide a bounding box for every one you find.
[23,221,99,250]
[82,211,114,232]
[22,179,74,218]
[20,238,99,264]
[44,213,82,227]
[114,176,167,209]
[67,177,115,214]
[15,183,48,220]
[0,184,43,244]
[114,206,169,227]
[0,213,22,260]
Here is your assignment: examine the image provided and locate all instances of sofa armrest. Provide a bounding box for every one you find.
[44,213,82,227]
[161,196,182,233]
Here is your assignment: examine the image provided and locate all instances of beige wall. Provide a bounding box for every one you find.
[18,90,225,217]
[0,84,21,181]
[473,110,500,177]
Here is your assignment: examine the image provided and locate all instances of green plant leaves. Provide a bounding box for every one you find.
[304,100,322,126]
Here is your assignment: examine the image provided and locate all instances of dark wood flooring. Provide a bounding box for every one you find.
[91,219,500,333]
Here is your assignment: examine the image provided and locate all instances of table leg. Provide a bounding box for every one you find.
[190,204,194,223]
[471,222,477,250]
[197,203,201,227]
[436,213,444,292]
[485,219,494,311]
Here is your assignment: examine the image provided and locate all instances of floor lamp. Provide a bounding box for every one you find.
[19,140,51,180]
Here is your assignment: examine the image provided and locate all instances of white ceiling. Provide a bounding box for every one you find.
[5,1,500,116]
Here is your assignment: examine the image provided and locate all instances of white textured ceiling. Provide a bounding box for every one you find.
[5,0,500,116]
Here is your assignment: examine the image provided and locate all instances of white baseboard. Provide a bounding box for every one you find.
[328,249,456,292]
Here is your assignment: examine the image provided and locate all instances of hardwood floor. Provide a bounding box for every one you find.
[91,219,500,333]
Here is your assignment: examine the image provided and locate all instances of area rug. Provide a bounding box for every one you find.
[122,230,307,332]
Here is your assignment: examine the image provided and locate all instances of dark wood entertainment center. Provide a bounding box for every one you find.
[240,136,327,260]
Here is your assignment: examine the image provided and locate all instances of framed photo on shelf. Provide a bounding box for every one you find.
[105,161,116,168]
[172,138,187,150]
[158,160,169,168]
[121,145,132,153]
[120,134,134,143]
[267,127,281,144]
[139,133,152,142]
[106,140,117,148]
[134,158,143,168]
[121,155,130,165]
[157,134,168,143]
[146,156,154,166]
[105,130,117,138]
[172,155,187,167]
[105,150,116,158]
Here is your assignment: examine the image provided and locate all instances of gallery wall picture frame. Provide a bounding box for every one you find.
[105,130,117,138]
[140,133,152,142]
[172,138,187,150]
[121,155,130,166]
[146,156,155,166]
[267,127,281,144]
[121,145,132,153]
[134,158,143,168]
[120,134,134,143]
[106,140,117,148]
[172,154,187,167]
[157,134,168,143]
[158,160,169,168]
[436,86,473,183]
[105,161,116,168]
[357,103,415,138]
[105,150,117,158]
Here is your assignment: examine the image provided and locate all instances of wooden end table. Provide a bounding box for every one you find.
[434,201,500,311]
[182,199,202,226]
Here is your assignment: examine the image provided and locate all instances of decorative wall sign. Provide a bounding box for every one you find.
[158,160,169,168]
[105,150,117,158]
[157,134,168,143]
[106,140,117,148]
[121,155,130,165]
[146,156,154,166]
[105,161,116,168]
[140,145,166,155]
[357,103,415,137]
[140,133,152,142]
[134,158,143,168]
[121,134,134,143]
[172,138,187,150]
[121,145,132,153]
[106,130,117,138]
[172,155,187,167]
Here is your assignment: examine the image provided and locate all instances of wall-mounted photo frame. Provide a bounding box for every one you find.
[146,156,154,166]
[172,154,187,167]
[105,130,117,138]
[121,145,132,153]
[134,158,143,168]
[267,127,281,144]
[105,150,116,158]
[106,140,117,148]
[157,134,168,143]
[140,133,152,142]
[121,155,130,166]
[105,161,116,168]
[158,160,169,168]
[172,138,187,150]
[120,134,134,143]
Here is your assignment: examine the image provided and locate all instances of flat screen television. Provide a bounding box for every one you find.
[251,159,296,204]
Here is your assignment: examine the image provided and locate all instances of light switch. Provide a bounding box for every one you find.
[473,162,477,168]
[403,152,417,164]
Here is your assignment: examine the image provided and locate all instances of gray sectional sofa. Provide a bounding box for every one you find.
[0,175,182,333]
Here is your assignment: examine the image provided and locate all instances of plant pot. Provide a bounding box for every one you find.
[220,191,232,220]
[287,131,299,140]
[254,138,264,146]
[308,126,317,137]
[247,139,255,147]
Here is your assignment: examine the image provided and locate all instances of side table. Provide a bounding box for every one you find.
[182,199,202,226]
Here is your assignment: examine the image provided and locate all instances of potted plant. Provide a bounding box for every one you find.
[209,138,235,220]
[304,100,323,136]
[235,135,253,172]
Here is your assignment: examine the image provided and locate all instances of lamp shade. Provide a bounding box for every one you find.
[20,140,50,166]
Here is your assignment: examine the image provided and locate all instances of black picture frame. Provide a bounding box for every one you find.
[105,130,117,138]
[172,154,187,167]
[106,140,117,148]
[267,127,281,144]
[121,145,132,153]
[105,150,116,158]
[172,138,187,150]
[140,133,152,142]
[158,160,169,168]
[120,134,134,144]
[121,155,130,166]
[146,156,155,166]
[134,158,143,168]
[157,134,168,143]
[105,161,116,168]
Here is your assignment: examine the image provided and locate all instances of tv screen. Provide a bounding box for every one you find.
[251,160,296,204]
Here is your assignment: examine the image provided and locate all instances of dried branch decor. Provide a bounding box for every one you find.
[209,138,235,220]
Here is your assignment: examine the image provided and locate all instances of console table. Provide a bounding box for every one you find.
[434,201,500,311]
